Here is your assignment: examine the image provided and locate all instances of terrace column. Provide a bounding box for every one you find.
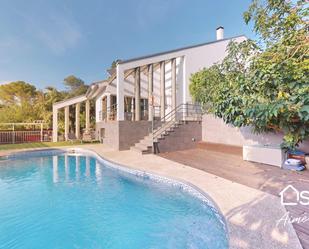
[160,61,165,119]
[148,64,153,121]
[131,98,135,121]
[106,94,111,121]
[85,99,90,131]
[134,67,141,121]
[52,106,58,142]
[101,97,106,121]
[75,103,80,139]
[64,106,69,141]
[171,58,177,112]
[116,65,125,121]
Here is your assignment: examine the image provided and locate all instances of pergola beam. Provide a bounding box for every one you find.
[64,106,69,141]
[53,94,87,110]
[171,58,177,112]
[75,103,80,139]
[148,64,153,121]
[52,106,58,142]
[134,67,141,121]
[85,100,90,131]
[160,61,165,119]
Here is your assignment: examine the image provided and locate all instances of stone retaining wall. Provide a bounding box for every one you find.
[202,114,309,152]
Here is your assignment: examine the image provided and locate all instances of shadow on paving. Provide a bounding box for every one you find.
[160,148,309,249]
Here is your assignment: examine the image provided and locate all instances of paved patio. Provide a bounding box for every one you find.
[160,148,309,249]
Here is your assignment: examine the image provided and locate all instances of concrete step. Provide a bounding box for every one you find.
[131,119,185,155]
[134,140,152,149]
[139,140,153,147]
[142,135,153,142]
[166,127,175,133]
[130,146,151,154]
[141,136,159,143]
[162,130,173,136]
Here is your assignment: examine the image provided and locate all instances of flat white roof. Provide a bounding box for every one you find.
[119,35,245,65]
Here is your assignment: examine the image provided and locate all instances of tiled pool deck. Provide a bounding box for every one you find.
[0,144,303,249]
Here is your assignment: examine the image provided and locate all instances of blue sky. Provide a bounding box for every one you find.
[0,0,254,90]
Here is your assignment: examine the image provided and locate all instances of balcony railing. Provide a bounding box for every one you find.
[99,104,159,121]
[99,104,117,121]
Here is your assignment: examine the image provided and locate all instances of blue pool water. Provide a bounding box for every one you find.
[0,151,228,249]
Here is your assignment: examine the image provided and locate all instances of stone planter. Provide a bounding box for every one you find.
[243,144,286,167]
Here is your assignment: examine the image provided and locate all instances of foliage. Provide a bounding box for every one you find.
[111,59,122,69]
[0,75,88,129]
[190,0,309,150]
[0,81,37,105]
[107,59,122,78]
[0,81,44,123]
[63,75,88,98]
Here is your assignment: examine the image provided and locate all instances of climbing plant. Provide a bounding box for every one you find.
[190,0,309,150]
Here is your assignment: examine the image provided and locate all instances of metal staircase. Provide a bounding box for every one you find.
[130,103,202,154]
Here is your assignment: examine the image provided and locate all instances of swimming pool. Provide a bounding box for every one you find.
[0,149,228,249]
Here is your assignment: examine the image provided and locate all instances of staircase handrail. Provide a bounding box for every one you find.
[152,103,202,141]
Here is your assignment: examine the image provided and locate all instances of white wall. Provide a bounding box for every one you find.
[95,97,101,123]
[182,36,246,103]
[122,58,184,113]
[117,35,246,105]
[96,57,184,120]
[203,114,309,152]
[95,83,117,123]
[96,35,246,121]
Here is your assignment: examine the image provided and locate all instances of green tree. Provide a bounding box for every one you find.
[190,0,309,150]
[111,59,122,69]
[34,87,65,127]
[63,75,88,98]
[0,81,37,105]
[0,81,40,123]
[0,78,87,129]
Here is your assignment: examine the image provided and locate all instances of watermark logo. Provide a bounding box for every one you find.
[279,185,309,206]
[277,185,309,227]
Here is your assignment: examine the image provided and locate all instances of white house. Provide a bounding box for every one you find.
[52,27,247,152]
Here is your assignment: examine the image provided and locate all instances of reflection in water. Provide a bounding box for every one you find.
[86,157,90,177]
[64,155,69,181]
[52,155,102,184]
[76,156,80,181]
[95,161,102,183]
[0,153,228,249]
[52,156,58,183]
